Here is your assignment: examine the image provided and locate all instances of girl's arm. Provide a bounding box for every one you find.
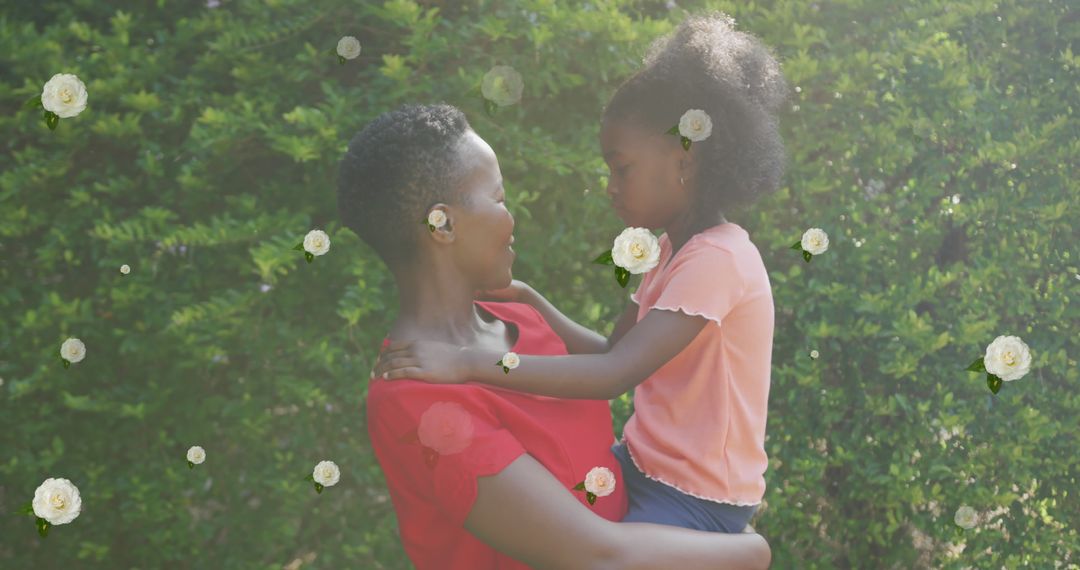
[377,308,709,400]
[466,452,771,569]
[519,282,640,354]
[467,308,708,400]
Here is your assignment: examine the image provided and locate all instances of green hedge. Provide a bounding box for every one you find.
[1,0,1076,568]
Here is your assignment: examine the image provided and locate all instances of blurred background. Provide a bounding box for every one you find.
[1,0,1077,568]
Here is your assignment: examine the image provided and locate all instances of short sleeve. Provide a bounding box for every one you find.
[367,383,527,527]
[650,242,745,326]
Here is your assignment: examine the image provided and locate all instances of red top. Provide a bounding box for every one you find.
[366,301,629,569]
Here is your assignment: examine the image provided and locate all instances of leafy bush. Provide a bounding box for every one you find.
[0,0,1075,568]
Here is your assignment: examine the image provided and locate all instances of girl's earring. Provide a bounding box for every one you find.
[679,176,685,186]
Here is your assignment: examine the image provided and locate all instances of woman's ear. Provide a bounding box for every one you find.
[426,204,456,245]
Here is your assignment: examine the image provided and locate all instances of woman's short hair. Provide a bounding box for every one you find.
[337,102,474,268]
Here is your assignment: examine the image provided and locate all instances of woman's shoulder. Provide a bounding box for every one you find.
[476,300,546,328]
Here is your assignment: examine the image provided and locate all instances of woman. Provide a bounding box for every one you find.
[338,102,771,569]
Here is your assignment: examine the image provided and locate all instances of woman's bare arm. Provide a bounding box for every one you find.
[464,453,771,570]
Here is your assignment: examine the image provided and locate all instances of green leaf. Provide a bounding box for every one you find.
[305,252,314,263]
[485,98,497,117]
[314,482,324,494]
[573,482,586,491]
[803,251,812,262]
[586,492,596,505]
[45,111,59,130]
[987,374,1002,394]
[37,517,49,538]
[790,241,803,250]
[616,267,630,288]
[188,461,194,469]
[63,359,70,369]
[593,250,614,265]
[337,55,346,65]
[24,95,43,110]
[293,242,304,251]
[666,124,679,135]
[681,137,691,151]
[503,366,510,374]
[966,357,986,372]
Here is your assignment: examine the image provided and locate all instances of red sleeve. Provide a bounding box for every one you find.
[367,382,527,527]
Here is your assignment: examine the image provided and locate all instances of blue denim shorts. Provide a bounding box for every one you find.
[611,441,758,533]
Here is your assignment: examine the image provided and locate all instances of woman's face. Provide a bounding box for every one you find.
[442,130,516,290]
[599,119,692,229]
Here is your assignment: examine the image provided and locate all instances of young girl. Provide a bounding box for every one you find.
[374,11,788,535]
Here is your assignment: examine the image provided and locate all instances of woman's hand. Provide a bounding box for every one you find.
[372,339,473,384]
[475,279,531,303]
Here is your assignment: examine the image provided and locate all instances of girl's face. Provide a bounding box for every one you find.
[600,119,693,230]
[437,130,516,290]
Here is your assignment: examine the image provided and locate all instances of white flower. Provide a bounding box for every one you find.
[500,352,520,369]
[678,109,713,142]
[120,264,131,275]
[481,65,524,107]
[313,460,341,487]
[983,335,1032,382]
[584,467,616,497]
[32,478,82,525]
[864,178,886,198]
[60,338,86,364]
[427,209,447,229]
[809,350,819,360]
[611,228,660,274]
[303,229,330,256]
[801,228,829,255]
[41,73,88,119]
[336,36,362,60]
[418,402,475,454]
[954,505,978,529]
[187,445,206,464]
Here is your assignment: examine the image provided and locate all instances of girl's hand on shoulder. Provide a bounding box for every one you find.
[372,339,472,384]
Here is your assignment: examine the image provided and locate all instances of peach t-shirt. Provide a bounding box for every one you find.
[623,222,773,506]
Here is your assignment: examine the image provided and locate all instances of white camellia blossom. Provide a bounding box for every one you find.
[810,350,819,360]
[41,73,88,119]
[501,352,520,370]
[60,338,86,364]
[336,36,362,59]
[983,335,1032,382]
[801,228,829,255]
[120,264,131,275]
[418,402,475,455]
[611,228,661,274]
[954,505,978,529]
[584,467,617,497]
[32,477,82,525]
[427,209,447,229]
[481,65,524,107]
[313,460,341,487]
[303,229,330,256]
[187,446,206,464]
[678,109,713,142]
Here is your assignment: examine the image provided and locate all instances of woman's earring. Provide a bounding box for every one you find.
[679,176,685,186]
